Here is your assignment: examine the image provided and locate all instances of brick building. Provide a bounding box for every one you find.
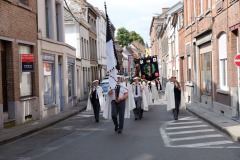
[182,0,240,119]
[0,0,39,128]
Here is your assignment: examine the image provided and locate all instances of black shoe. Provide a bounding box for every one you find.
[115,126,119,132]
[174,116,177,120]
[134,118,138,121]
[96,120,99,123]
[139,116,142,120]
[117,129,122,134]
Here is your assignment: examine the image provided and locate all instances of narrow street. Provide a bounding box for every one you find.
[0,99,239,160]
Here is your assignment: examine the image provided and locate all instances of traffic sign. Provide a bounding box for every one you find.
[234,54,240,67]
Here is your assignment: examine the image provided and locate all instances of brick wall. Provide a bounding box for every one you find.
[0,0,38,102]
[212,0,240,106]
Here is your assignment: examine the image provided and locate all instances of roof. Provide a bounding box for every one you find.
[132,41,145,53]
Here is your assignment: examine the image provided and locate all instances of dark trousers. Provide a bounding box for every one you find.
[173,96,181,118]
[111,100,126,130]
[92,100,100,121]
[133,97,142,118]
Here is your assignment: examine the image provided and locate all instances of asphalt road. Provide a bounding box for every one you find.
[0,102,239,160]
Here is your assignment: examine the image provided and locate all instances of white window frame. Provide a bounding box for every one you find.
[218,33,228,90]
[19,44,32,97]
[200,0,204,14]
[68,63,74,99]
[43,62,55,106]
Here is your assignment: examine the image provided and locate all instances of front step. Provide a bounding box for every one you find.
[4,119,16,128]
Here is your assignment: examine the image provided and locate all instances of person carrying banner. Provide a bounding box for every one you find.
[86,80,105,123]
[165,76,182,120]
[103,75,129,134]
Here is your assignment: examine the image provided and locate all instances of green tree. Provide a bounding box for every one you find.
[116,27,130,46]
[116,27,145,46]
[129,31,145,46]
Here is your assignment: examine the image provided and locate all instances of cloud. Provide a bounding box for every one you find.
[87,0,181,43]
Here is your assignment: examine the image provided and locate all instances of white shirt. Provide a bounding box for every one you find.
[133,83,142,98]
[110,84,128,100]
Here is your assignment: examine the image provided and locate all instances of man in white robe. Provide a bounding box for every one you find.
[151,81,159,103]
[132,77,148,120]
[146,81,153,105]
[103,75,130,134]
[165,77,175,112]
[123,77,136,114]
[87,80,105,123]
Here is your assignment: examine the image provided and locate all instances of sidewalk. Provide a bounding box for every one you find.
[186,103,240,142]
[0,100,88,146]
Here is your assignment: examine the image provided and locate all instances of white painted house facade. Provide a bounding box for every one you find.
[37,0,77,119]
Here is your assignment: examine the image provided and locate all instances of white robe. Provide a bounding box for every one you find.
[132,82,148,111]
[86,86,105,111]
[145,85,153,105]
[151,82,159,100]
[165,81,175,111]
[124,82,136,111]
[103,84,131,119]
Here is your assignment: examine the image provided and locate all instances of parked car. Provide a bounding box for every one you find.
[100,84,109,101]
[100,79,109,86]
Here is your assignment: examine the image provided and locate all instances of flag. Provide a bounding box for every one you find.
[140,56,159,81]
[105,4,119,89]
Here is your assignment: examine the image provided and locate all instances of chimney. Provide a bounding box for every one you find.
[162,8,169,13]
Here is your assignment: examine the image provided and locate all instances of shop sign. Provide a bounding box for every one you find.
[22,54,34,72]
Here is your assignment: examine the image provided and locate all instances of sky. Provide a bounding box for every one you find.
[87,0,178,44]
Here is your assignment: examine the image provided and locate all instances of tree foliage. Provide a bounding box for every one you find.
[116,27,145,46]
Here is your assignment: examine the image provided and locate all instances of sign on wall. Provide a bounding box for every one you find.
[21,54,34,72]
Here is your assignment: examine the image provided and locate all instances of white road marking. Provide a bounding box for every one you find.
[169,121,202,125]
[178,117,198,121]
[166,125,208,130]
[175,141,234,148]
[171,134,224,142]
[167,129,215,135]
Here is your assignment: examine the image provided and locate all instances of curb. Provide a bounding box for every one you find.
[186,107,240,142]
[0,106,86,146]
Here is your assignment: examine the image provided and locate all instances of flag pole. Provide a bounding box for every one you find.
[104,2,120,71]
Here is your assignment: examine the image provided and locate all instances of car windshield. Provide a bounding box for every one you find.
[101,85,108,92]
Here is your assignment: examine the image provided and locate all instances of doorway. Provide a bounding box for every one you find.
[0,41,8,113]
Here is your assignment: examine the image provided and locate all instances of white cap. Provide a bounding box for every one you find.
[93,80,99,83]
[117,75,122,78]
[124,76,129,80]
[133,77,139,80]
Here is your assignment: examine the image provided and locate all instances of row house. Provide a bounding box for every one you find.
[38,0,77,119]
[150,1,183,90]
[152,0,240,120]
[96,8,107,80]
[182,0,240,119]
[122,46,135,77]
[64,0,91,101]
[87,2,98,81]
[0,0,39,128]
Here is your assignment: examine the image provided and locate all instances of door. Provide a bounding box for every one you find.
[1,41,8,112]
[58,64,63,111]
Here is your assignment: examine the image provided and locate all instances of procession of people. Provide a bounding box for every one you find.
[86,74,185,134]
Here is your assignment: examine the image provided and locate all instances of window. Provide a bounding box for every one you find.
[201,52,211,95]
[200,0,204,14]
[19,45,32,97]
[81,38,84,58]
[43,62,54,105]
[188,56,191,82]
[19,0,29,6]
[68,64,74,98]
[218,33,228,89]
[208,0,211,9]
[45,0,50,38]
[56,2,61,41]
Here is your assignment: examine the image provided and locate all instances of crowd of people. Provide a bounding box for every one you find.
[87,75,184,134]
